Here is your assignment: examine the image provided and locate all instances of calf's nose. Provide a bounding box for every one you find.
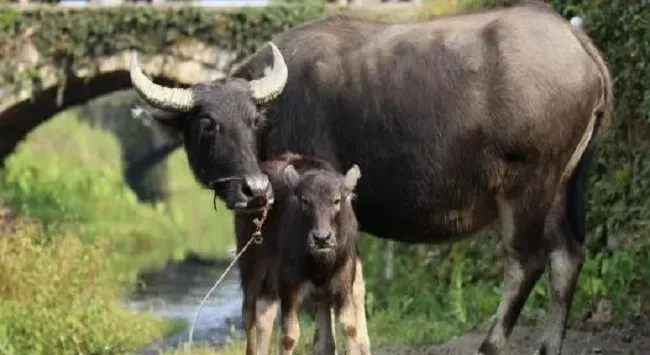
[241,173,271,199]
[310,229,333,247]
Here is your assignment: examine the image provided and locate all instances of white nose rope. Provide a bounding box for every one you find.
[186,204,268,354]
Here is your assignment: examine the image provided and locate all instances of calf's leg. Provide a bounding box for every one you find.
[243,295,257,355]
[313,296,338,355]
[353,258,372,355]
[338,291,361,355]
[255,297,279,355]
[478,196,548,355]
[280,287,302,355]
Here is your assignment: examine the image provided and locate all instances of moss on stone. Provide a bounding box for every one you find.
[0,3,324,87]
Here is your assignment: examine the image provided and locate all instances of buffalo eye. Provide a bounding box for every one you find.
[251,115,263,129]
[200,118,220,133]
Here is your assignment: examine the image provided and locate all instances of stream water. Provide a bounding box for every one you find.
[126,261,244,354]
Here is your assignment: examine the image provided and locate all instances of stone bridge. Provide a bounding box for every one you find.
[0,33,235,161]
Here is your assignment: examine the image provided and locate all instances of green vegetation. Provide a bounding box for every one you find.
[0,109,240,354]
[0,110,232,273]
[0,0,648,354]
[0,2,323,92]
[0,218,165,355]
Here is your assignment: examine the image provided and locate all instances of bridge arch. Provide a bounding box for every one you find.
[0,39,237,162]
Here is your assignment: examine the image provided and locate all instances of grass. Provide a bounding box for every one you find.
[0,215,165,355]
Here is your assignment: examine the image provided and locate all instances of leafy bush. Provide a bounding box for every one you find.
[0,3,324,90]
[0,216,164,355]
[0,110,192,272]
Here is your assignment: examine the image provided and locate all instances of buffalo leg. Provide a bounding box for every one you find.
[243,295,257,355]
[536,192,584,355]
[313,296,338,355]
[280,288,302,355]
[353,258,372,355]
[255,297,279,355]
[478,197,547,355]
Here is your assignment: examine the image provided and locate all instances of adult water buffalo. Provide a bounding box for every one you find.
[129,3,612,355]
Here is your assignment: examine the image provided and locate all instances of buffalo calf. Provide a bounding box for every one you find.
[235,152,370,355]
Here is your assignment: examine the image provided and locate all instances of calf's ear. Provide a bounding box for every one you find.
[344,164,361,192]
[283,164,300,188]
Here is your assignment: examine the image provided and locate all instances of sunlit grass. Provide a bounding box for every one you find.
[0,215,164,355]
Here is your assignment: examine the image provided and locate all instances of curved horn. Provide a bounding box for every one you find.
[129,52,195,112]
[248,42,289,104]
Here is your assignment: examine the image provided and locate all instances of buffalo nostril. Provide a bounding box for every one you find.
[243,174,271,198]
[311,230,332,245]
[240,183,254,198]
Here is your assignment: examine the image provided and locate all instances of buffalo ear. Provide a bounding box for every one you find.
[131,104,184,137]
[343,164,361,192]
[283,164,300,188]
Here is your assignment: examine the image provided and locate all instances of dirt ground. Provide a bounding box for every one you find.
[377,315,650,355]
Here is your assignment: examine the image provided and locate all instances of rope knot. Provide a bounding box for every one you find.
[252,230,263,244]
[251,202,269,245]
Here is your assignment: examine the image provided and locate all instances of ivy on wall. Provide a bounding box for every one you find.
[0,3,324,88]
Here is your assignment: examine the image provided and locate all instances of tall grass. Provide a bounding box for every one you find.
[0,216,164,355]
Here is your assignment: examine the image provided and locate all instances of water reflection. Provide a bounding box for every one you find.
[127,261,244,353]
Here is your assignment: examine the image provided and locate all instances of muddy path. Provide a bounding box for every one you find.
[377,315,650,355]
